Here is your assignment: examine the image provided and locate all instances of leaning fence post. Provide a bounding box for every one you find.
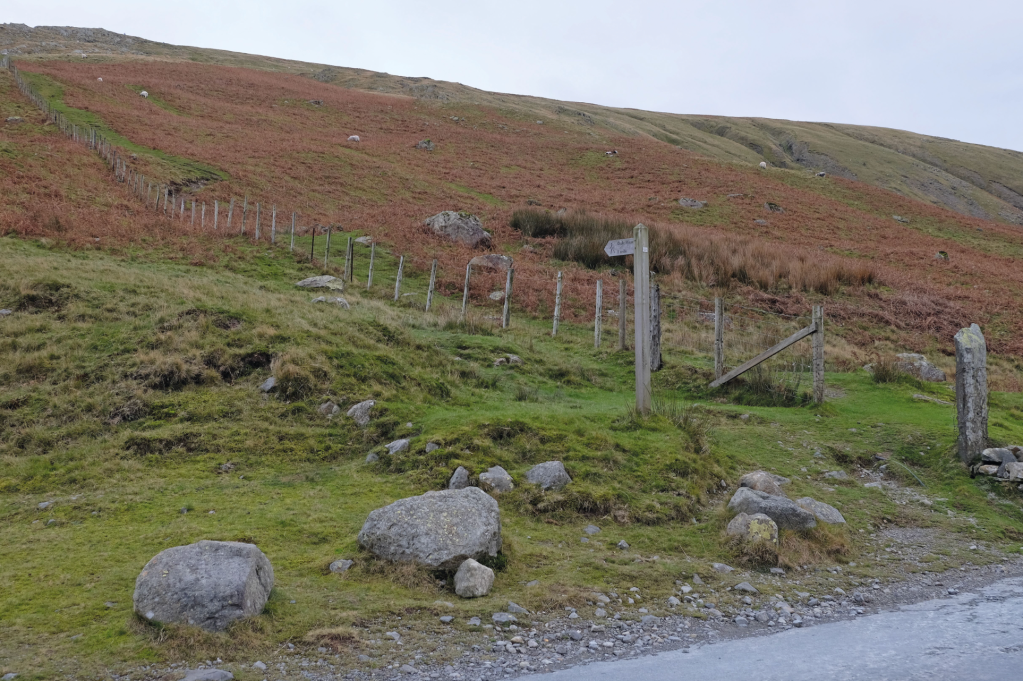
[394,256,405,302]
[367,243,376,289]
[812,305,825,405]
[460,262,471,320]
[310,227,316,263]
[618,278,627,350]
[271,205,276,244]
[502,267,514,329]
[552,271,563,336]
[426,259,438,312]
[324,226,332,266]
[290,213,296,250]
[254,203,261,240]
[714,297,725,379]
[346,238,354,281]
[595,280,603,349]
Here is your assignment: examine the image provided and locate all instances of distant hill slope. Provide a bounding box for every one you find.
[4,22,1023,225]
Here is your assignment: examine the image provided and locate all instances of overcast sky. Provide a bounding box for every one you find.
[8,0,1023,152]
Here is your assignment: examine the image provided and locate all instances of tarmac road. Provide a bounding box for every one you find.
[537,576,1023,681]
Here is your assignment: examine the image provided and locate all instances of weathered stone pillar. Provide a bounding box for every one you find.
[954,323,988,464]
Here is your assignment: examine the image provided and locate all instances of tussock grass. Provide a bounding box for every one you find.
[870,355,905,384]
[511,207,876,295]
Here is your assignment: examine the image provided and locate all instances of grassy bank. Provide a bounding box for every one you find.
[1,235,1022,678]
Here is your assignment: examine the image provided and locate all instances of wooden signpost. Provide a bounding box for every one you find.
[604,225,651,414]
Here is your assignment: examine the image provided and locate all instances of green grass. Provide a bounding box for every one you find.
[19,71,228,183]
[2,234,1022,678]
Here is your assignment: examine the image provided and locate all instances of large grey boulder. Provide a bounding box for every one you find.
[133,541,274,632]
[955,324,988,464]
[357,487,501,569]
[795,497,846,524]
[469,254,513,272]
[425,211,492,248]
[739,471,789,497]
[454,558,494,598]
[525,461,571,490]
[478,466,514,493]
[727,488,817,531]
[347,399,375,427]
[449,466,470,490]
[896,353,946,382]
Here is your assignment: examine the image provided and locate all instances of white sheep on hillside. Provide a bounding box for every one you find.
[605,150,618,156]
[348,135,361,142]
[97,77,103,82]
[759,161,767,169]
[140,90,149,99]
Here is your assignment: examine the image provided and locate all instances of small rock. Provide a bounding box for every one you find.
[712,563,734,573]
[507,354,523,365]
[584,524,601,535]
[38,501,53,510]
[258,376,276,393]
[693,574,704,585]
[329,559,353,573]
[385,439,410,455]
[253,661,267,671]
[296,275,342,289]
[569,611,579,619]
[181,671,233,681]
[365,452,379,463]
[594,608,607,617]
[426,212,492,248]
[439,615,454,623]
[795,497,846,524]
[311,296,327,303]
[318,401,340,417]
[0,309,11,317]
[678,198,706,209]
[489,291,505,301]
[770,567,786,575]
[734,582,759,593]
[426,442,440,453]
[617,540,630,550]
[507,601,529,614]
[824,470,848,480]
[493,357,508,367]
[399,664,417,674]
[739,471,789,496]
[449,466,470,490]
[386,631,401,641]
[667,596,680,606]
[525,461,572,490]
[478,465,514,493]
[468,616,482,626]
[416,139,435,151]
[734,616,748,626]
[641,615,658,625]
[527,580,540,587]
[455,558,495,598]
[346,399,375,427]
[492,612,518,624]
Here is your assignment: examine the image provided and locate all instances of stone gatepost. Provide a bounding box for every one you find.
[954,324,988,464]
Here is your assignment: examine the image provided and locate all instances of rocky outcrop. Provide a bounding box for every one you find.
[449,466,470,490]
[727,488,817,531]
[954,324,988,464]
[133,541,274,632]
[425,211,492,248]
[895,353,947,382]
[347,400,375,427]
[469,254,513,271]
[795,497,846,524]
[726,512,779,545]
[739,471,789,497]
[357,487,501,569]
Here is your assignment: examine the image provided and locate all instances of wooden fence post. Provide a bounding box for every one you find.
[394,256,405,302]
[191,200,196,226]
[214,200,219,230]
[254,203,261,240]
[290,213,296,250]
[618,278,627,351]
[241,196,248,234]
[650,283,662,371]
[346,238,354,281]
[324,226,331,266]
[714,297,724,379]
[368,243,376,289]
[180,199,185,221]
[594,280,603,349]
[227,198,234,230]
[310,227,316,263]
[343,237,352,281]
[552,271,563,336]
[502,267,514,329]
[633,224,652,414]
[813,305,825,405]
[460,262,471,320]
[426,259,438,312]
[201,202,205,229]
[271,205,276,244]
[163,187,169,214]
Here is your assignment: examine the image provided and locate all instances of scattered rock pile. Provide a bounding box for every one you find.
[425,211,492,248]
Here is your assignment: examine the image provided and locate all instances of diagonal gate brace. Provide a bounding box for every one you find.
[709,322,817,388]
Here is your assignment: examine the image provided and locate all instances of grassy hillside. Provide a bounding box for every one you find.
[4,23,1023,226]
